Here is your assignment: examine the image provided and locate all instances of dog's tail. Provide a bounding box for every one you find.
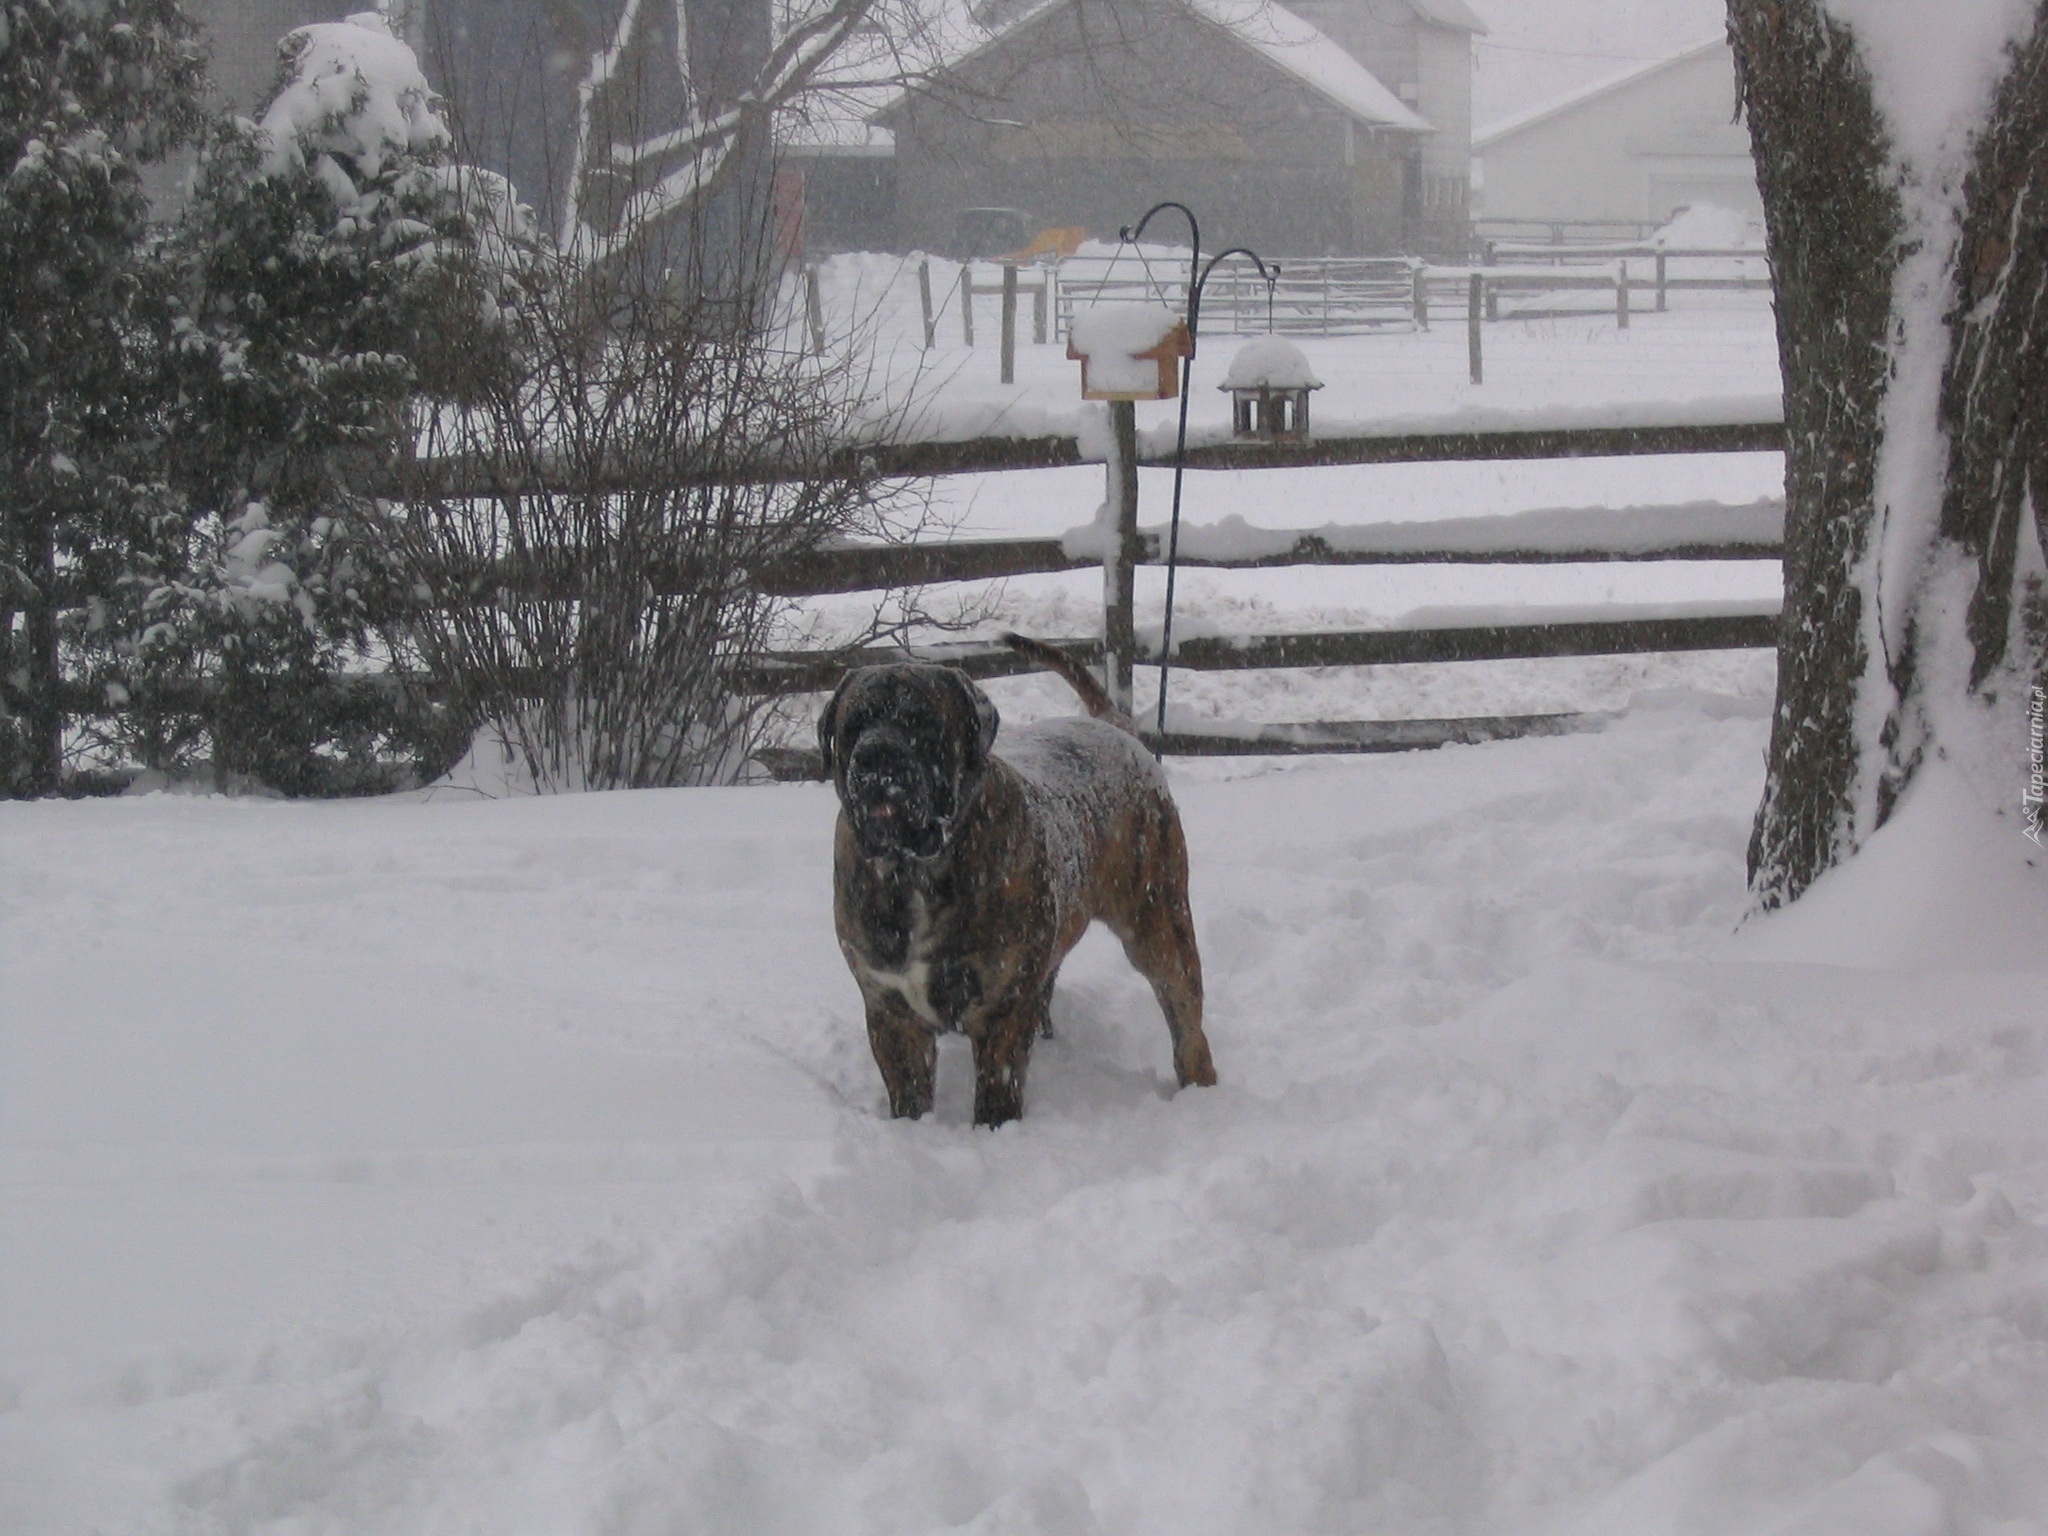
[1001,633,1136,733]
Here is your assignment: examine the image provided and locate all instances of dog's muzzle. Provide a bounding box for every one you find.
[845,730,950,858]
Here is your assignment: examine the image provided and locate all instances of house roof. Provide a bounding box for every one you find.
[1195,0,1433,129]
[866,0,1433,134]
[1473,35,1726,147]
[1403,0,1489,34]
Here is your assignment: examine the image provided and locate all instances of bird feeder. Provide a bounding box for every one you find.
[1219,336,1322,441]
[1066,303,1192,401]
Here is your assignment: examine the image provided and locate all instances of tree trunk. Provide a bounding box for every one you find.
[22,516,61,794]
[2,512,63,796]
[1938,19,2048,697]
[682,0,775,322]
[1732,0,2048,906]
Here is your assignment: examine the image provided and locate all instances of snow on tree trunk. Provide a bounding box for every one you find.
[1733,0,2048,906]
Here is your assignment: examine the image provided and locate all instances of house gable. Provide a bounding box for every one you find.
[1473,38,1758,226]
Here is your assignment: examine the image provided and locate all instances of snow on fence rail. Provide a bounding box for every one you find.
[755,498,1786,595]
[746,509,1785,691]
[404,416,1787,496]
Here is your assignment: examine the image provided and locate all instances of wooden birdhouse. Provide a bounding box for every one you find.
[1066,304,1192,401]
[1219,336,1322,440]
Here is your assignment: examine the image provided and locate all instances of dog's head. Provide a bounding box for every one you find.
[818,664,1000,859]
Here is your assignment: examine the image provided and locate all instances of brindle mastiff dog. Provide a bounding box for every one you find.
[821,633,1216,1127]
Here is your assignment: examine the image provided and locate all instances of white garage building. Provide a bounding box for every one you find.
[1472,37,1760,231]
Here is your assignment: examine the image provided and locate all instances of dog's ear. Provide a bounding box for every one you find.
[957,673,1000,770]
[817,673,858,777]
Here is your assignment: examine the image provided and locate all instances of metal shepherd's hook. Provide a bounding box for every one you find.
[1121,203,1275,750]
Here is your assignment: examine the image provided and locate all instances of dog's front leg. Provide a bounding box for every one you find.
[970,1004,1040,1128]
[865,993,938,1119]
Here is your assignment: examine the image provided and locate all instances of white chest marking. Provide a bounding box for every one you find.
[858,889,947,1028]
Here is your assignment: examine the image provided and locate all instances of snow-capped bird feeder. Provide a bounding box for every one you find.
[1066,303,1192,401]
[1219,336,1322,441]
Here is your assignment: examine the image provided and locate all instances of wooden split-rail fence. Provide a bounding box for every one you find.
[51,416,1788,780]
[737,414,1787,777]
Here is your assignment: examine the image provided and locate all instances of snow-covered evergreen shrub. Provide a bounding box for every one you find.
[0,0,205,794]
[142,12,500,794]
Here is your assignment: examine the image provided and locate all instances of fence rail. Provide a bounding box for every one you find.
[758,497,1784,595]
[894,246,1774,355]
[400,418,1787,499]
[743,608,1780,698]
[1471,218,1666,247]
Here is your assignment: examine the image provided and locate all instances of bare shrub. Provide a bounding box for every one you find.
[387,236,916,792]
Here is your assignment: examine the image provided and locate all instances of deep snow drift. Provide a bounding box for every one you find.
[5,692,2047,1535]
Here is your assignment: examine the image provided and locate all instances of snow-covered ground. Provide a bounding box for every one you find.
[7,690,2048,1535]
[11,286,2048,1532]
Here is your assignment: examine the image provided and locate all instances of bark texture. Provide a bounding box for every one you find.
[1729,0,1901,905]
[1936,14,2048,694]
[1733,0,2048,906]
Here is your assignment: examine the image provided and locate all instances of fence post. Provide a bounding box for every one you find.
[1412,263,1429,330]
[918,259,936,349]
[1032,274,1048,343]
[804,265,826,355]
[1467,272,1483,385]
[1103,399,1139,712]
[1000,263,1018,384]
[1617,260,1630,330]
[1655,251,1668,313]
[960,263,974,346]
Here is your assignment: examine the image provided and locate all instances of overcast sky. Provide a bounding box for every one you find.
[1468,0,1728,131]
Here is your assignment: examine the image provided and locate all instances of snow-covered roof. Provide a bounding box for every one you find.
[1069,302,1183,356]
[776,119,896,157]
[867,0,1432,134]
[1219,336,1322,390]
[1193,0,1432,131]
[1473,36,1726,147]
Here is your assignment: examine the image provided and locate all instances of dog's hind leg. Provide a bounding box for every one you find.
[1115,828,1215,1090]
[1122,907,1214,1088]
[865,994,938,1119]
